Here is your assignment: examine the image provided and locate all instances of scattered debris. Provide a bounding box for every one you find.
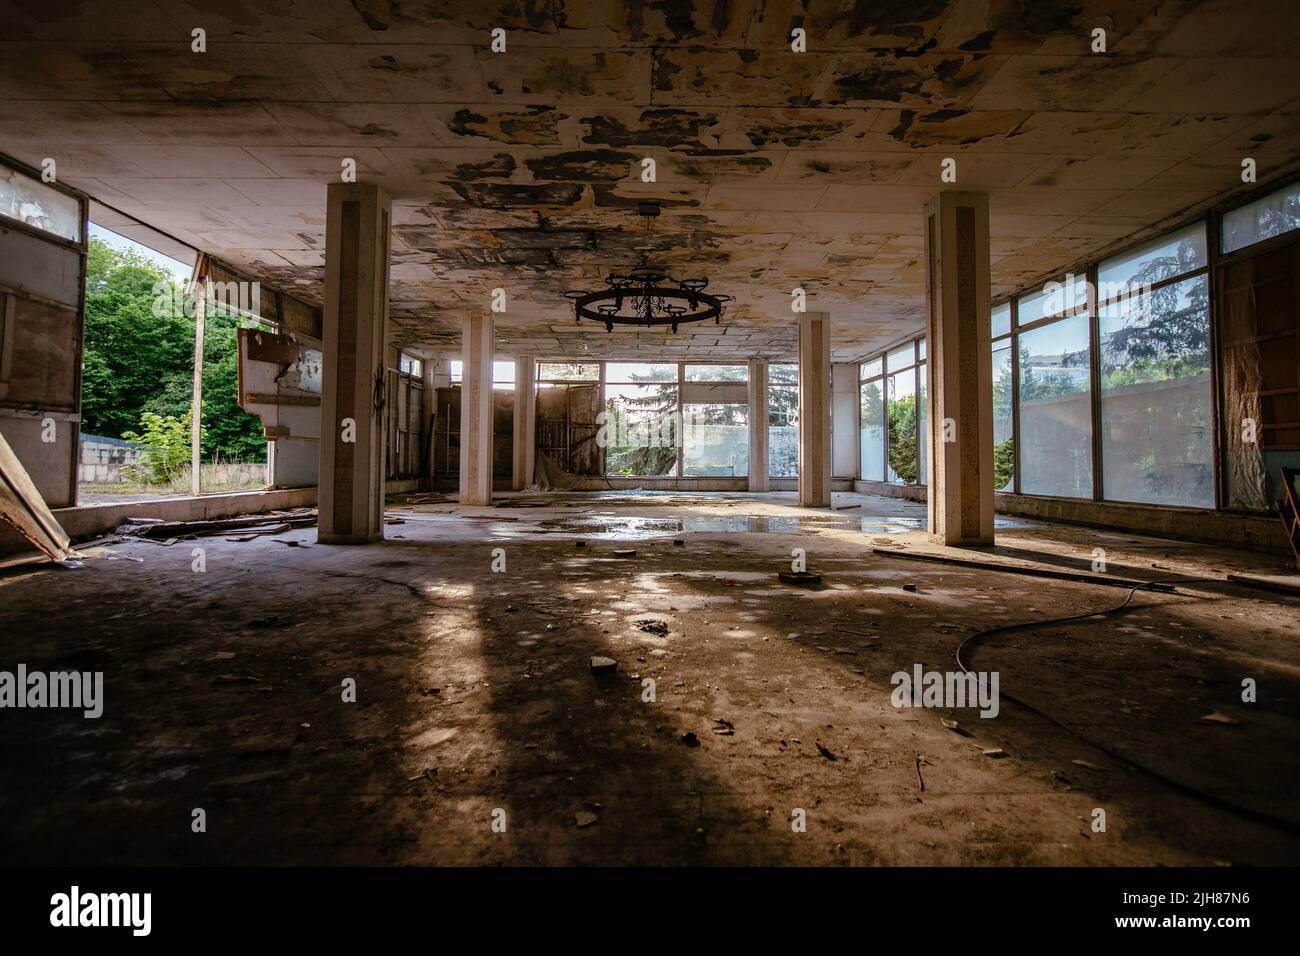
[215,673,260,684]
[680,731,700,747]
[634,619,669,636]
[914,752,926,791]
[589,655,617,675]
[574,810,599,828]
[121,510,315,544]
[612,549,637,558]
[1071,759,1106,772]
[778,570,822,587]
[672,538,685,546]
[1201,711,1241,726]
[983,748,1008,759]
[712,717,735,736]
[901,583,918,592]
[815,741,837,761]
[940,718,971,737]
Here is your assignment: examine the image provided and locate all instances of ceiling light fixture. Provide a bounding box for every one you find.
[563,269,733,334]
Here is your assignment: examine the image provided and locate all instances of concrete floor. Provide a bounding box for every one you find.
[2,491,1298,866]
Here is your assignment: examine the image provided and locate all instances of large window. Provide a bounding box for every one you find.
[0,163,81,242]
[991,312,1015,492]
[886,346,919,484]
[603,363,678,476]
[768,363,798,477]
[982,219,1215,506]
[682,403,748,476]
[856,341,925,485]
[1018,311,1092,497]
[1097,224,1212,507]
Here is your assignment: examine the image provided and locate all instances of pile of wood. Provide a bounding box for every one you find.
[116,509,317,545]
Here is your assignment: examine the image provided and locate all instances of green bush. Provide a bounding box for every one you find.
[122,408,204,484]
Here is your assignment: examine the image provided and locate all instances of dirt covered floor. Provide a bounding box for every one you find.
[1,491,1298,866]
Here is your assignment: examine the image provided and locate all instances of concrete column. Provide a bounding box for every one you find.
[318,182,391,545]
[459,311,493,505]
[747,357,768,492]
[512,356,536,490]
[831,363,859,480]
[798,312,832,507]
[925,191,994,546]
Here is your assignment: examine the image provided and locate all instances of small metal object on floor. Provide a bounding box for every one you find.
[612,549,637,558]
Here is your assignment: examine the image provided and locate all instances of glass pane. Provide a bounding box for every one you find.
[769,362,798,385]
[887,369,918,483]
[1099,275,1213,506]
[492,360,515,388]
[768,383,798,478]
[1018,314,1093,497]
[1222,181,1300,254]
[605,362,677,383]
[449,359,462,383]
[992,343,1014,492]
[1099,222,1206,298]
[1018,273,1087,325]
[681,403,748,476]
[538,362,599,381]
[917,363,928,485]
[992,302,1012,338]
[684,364,747,382]
[860,358,883,379]
[886,343,914,372]
[0,164,80,241]
[859,380,885,481]
[602,383,679,476]
[917,338,927,361]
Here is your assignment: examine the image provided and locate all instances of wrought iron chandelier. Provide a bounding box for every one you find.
[563,269,733,334]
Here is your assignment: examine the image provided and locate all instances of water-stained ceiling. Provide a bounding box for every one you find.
[2,0,1299,360]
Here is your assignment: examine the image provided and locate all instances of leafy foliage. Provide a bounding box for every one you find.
[81,236,266,462]
[122,408,203,484]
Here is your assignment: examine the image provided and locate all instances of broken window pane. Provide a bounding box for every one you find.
[604,383,678,477]
[538,362,599,381]
[1018,314,1093,498]
[1099,274,1213,507]
[0,164,80,242]
[887,368,918,484]
[768,364,798,478]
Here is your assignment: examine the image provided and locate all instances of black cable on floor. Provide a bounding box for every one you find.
[954,577,1300,837]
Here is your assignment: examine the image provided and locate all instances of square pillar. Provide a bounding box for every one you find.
[747,357,769,492]
[798,312,832,507]
[318,182,391,545]
[831,363,859,479]
[512,355,536,490]
[459,311,493,505]
[925,191,994,546]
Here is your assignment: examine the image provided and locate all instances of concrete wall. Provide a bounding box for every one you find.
[0,213,86,509]
[78,435,145,483]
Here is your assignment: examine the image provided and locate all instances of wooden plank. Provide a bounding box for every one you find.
[0,429,72,561]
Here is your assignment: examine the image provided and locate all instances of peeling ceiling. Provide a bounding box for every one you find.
[2,0,1299,360]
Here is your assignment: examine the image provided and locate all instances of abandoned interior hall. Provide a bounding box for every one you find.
[1,0,1300,869]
